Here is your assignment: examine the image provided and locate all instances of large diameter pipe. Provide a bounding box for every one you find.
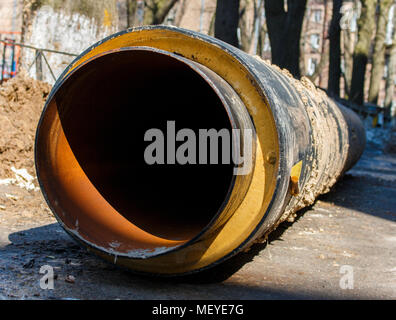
[35,26,366,276]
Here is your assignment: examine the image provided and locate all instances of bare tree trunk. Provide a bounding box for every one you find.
[249,0,265,55]
[385,45,396,126]
[349,0,376,105]
[265,0,307,79]
[328,0,343,97]
[144,0,179,25]
[239,0,264,54]
[257,22,266,57]
[173,0,187,27]
[300,8,313,78]
[305,1,330,85]
[318,0,329,87]
[368,0,393,105]
[308,46,329,84]
[342,26,354,98]
[214,0,240,48]
[239,0,254,52]
[384,9,396,127]
[208,9,216,36]
[126,0,136,27]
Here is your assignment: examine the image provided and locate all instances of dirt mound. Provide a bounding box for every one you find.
[0,72,52,179]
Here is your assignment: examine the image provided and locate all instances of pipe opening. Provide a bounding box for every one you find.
[38,49,239,254]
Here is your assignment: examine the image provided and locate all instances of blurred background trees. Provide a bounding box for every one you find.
[1,0,395,126]
[119,0,396,126]
[328,0,343,96]
[349,0,376,105]
[214,0,240,47]
[126,0,179,26]
[264,0,307,78]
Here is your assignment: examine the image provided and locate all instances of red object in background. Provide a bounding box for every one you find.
[0,31,21,81]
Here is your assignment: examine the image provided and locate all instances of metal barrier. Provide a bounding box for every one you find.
[0,37,78,83]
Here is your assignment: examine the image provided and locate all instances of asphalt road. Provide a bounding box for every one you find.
[0,143,395,300]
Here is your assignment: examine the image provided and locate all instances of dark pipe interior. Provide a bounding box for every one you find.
[54,49,235,241]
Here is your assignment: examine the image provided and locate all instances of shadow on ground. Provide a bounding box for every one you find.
[1,146,394,299]
[1,220,366,300]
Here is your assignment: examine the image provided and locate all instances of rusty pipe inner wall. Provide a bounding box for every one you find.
[53,49,235,242]
[36,47,255,258]
[36,26,366,275]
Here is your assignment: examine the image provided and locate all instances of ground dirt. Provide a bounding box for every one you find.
[0,146,394,300]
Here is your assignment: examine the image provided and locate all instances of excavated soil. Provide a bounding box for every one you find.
[0,73,53,223]
[0,72,52,179]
